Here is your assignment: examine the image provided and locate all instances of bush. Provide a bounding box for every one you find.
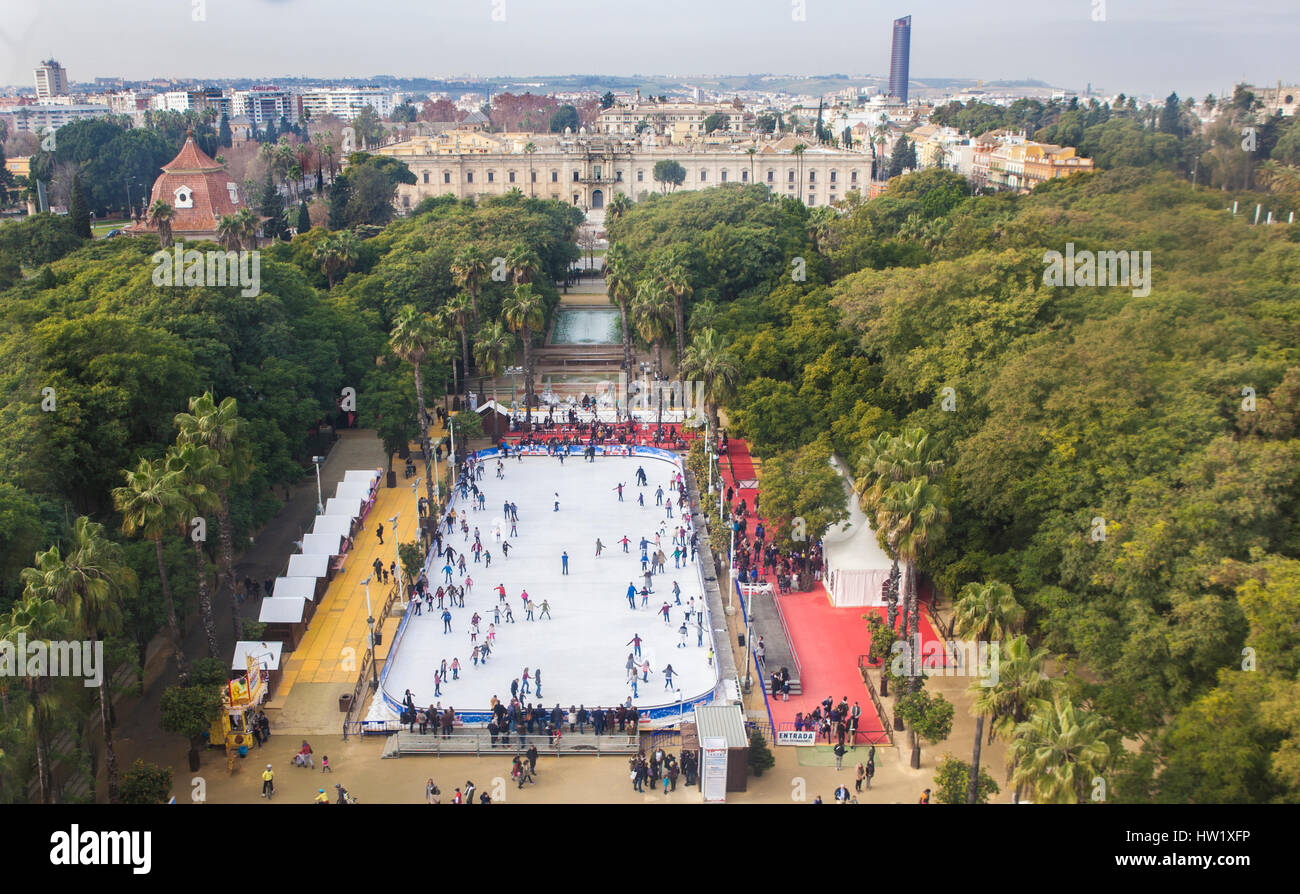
[932,753,1000,804]
[120,760,174,804]
[748,729,776,777]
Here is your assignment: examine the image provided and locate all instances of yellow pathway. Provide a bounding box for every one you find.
[271,423,445,707]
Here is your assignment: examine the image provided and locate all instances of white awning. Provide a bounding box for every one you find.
[311,515,352,538]
[301,532,343,556]
[343,469,382,485]
[334,480,371,501]
[258,597,306,624]
[286,553,330,579]
[271,577,317,601]
[324,496,363,519]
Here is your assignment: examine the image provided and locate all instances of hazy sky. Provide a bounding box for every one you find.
[1,0,1296,98]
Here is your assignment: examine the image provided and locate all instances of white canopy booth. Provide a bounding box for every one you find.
[271,576,320,603]
[311,514,354,539]
[301,532,344,557]
[324,496,363,520]
[287,552,330,580]
[343,469,382,486]
[333,480,372,502]
[258,597,312,650]
[823,455,895,608]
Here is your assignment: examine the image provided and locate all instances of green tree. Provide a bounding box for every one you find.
[473,321,516,406]
[1009,694,1113,804]
[932,753,1000,804]
[163,441,223,657]
[119,759,173,804]
[450,245,488,327]
[680,327,740,433]
[755,436,848,582]
[1,592,72,802]
[747,728,776,777]
[69,173,91,239]
[296,200,311,235]
[113,458,189,684]
[895,688,955,769]
[549,105,580,133]
[259,172,285,241]
[174,392,252,645]
[148,200,175,249]
[652,159,687,193]
[501,283,546,426]
[605,242,636,375]
[703,112,728,134]
[159,678,223,772]
[390,306,441,518]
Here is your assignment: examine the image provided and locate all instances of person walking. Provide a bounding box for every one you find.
[833,741,846,771]
[855,762,866,794]
[376,522,384,545]
[260,764,275,798]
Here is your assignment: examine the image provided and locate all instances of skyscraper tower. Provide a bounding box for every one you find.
[888,16,912,104]
[34,59,69,99]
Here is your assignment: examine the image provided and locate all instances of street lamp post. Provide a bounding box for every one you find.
[361,574,379,690]
[311,455,325,514]
[389,512,404,607]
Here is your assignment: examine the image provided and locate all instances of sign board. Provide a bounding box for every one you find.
[702,736,728,802]
[776,730,817,746]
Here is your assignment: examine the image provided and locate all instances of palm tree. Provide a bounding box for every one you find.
[953,580,1024,643]
[873,124,890,180]
[174,392,252,643]
[164,442,224,657]
[148,200,175,249]
[390,306,441,518]
[680,327,739,433]
[658,259,692,368]
[313,229,359,288]
[233,207,259,250]
[952,579,1022,803]
[19,517,136,803]
[501,283,546,427]
[605,245,636,377]
[971,635,1058,802]
[450,245,488,327]
[631,280,674,428]
[1009,694,1112,804]
[438,293,475,396]
[216,214,241,252]
[746,146,757,186]
[473,321,517,406]
[1,592,71,803]
[113,458,190,685]
[874,475,948,689]
[505,244,541,286]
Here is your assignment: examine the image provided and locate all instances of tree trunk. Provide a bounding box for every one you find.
[909,728,921,769]
[156,538,189,684]
[618,297,632,379]
[460,328,471,400]
[412,362,437,519]
[218,499,237,644]
[522,325,534,427]
[32,684,52,803]
[194,539,219,659]
[188,737,202,772]
[674,296,685,369]
[99,671,121,803]
[470,287,480,329]
[967,714,984,804]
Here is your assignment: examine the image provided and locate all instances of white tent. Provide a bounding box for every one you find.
[231,640,284,673]
[823,455,895,607]
[301,532,343,556]
[259,597,307,625]
[324,496,363,519]
[271,577,317,601]
[334,480,371,502]
[343,469,382,485]
[311,515,352,538]
[287,553,330,579]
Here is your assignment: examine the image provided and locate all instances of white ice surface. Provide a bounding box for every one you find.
[380,453,717,714]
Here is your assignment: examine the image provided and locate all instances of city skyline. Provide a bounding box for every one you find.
[1,0,1296,99]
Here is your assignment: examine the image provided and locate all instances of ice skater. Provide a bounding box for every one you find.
[614,483,624,501]
[672,581,681,604]
[627,633,643,658]
[641,659,651,682]
[626,583,637,610]
[677,622,688,648]
[662,664,677,689]
[595,539,605,557]
[539,599,551,619]
[620,535,630,553]
[561,551,569,574]
[660,602,672,625]
[442,609,453,633]
[553,492,560,512]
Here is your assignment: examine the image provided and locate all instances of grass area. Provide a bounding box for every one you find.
[91,219,129,237]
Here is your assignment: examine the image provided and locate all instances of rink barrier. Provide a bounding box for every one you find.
[734,579,779,738]
[372,446,721,726]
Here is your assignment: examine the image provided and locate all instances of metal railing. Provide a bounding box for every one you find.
[387,729,640,757]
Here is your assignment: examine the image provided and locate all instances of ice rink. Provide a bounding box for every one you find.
[377,450,718,718]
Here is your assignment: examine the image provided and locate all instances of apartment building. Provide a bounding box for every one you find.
[300,87,395,121]
[34,60,69,99]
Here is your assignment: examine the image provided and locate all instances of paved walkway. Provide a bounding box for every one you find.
[267,421,446,734]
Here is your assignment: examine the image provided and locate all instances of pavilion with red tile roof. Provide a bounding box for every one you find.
[131,130,243,243]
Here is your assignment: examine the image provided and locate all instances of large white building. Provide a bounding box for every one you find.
[231,87,299,125]
[33,60,69,100]
[300,86,395,121]
[0,103,110,134]
[374,131,870,211]
[597,98,753,141]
